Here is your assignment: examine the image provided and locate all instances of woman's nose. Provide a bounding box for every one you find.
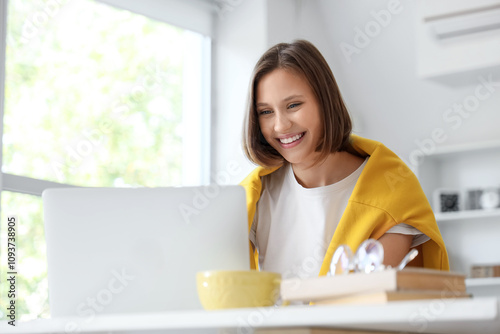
[274,111,292,133]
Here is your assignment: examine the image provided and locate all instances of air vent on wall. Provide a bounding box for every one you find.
[425,4,500,39]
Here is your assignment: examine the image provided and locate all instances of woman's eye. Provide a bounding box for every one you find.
[288,103,301,109]
[259,110,272,115]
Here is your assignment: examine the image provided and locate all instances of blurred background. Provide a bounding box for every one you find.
[0,0,499,321]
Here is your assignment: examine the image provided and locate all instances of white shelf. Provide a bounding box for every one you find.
[435,208,500,222]
[466,277,500,287]
[428,140,500,157]
[417,138,500,275]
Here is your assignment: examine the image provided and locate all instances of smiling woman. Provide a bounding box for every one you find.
[241,40,449,280]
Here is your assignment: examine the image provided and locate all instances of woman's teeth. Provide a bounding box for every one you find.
[279,133,303,144]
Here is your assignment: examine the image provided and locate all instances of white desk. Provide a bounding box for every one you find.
[1,297,499,334]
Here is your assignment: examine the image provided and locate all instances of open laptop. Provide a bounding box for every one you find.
[42,186,250,317]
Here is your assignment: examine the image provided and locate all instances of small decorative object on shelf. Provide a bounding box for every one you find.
[471,264,500,278]
[466,187,500,210]
[433,188,461,213]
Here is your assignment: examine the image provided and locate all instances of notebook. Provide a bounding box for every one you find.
[42,186,250,317]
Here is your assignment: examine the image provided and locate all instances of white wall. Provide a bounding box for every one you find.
[212,0,267,184]
[316,0,500,164]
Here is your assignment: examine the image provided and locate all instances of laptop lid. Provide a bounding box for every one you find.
[42,186,250,317]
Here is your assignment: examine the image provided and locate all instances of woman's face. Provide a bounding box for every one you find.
[256,68,322,167]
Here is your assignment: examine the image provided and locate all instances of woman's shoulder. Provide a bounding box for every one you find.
[239,165,282,189]
[350,134,387,156]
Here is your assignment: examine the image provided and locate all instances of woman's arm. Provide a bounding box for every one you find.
[378,233,413,267]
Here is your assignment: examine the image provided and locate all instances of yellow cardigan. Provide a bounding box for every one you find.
[240,135,449,274]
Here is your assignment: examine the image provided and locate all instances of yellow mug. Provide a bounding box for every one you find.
[196,270,281,310]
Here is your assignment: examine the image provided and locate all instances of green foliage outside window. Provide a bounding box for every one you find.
[1,0,194,320]
[4,0,185,187]
[1,193,47,320]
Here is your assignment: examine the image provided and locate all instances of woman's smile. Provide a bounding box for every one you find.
[277,131,305,148]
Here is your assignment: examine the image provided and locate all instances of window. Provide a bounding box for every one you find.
[0,0,211,320]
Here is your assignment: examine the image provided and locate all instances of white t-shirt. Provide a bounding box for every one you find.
[249,158,429,279]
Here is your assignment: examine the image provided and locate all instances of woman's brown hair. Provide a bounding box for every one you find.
[242,39,355,167]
